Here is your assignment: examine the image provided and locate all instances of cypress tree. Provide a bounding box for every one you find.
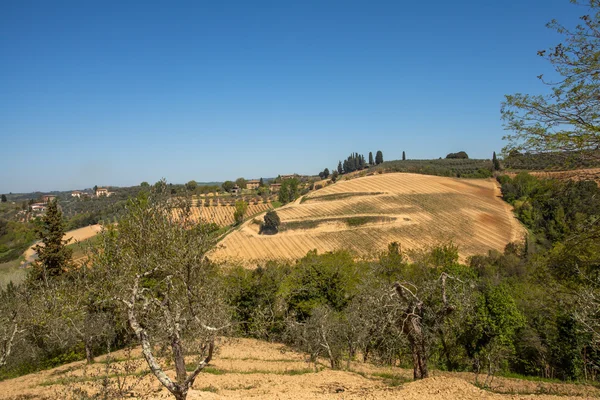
[493,152,501,171]
[369,152,374,165]
[375,150,384,165]
[402,151,406,161]
[30,199,72,285]
[1,194,6,203]
[337,161,343,174]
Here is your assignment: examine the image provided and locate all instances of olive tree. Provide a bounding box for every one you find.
[0,283,21,369]
[90,191,230,400]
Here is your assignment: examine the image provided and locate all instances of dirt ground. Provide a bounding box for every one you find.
[0,338,596,400]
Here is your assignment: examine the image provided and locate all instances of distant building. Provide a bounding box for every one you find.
[41,195,56,203]
[31,203,47,212]
[231,185,241,195]
[96,187,111,197]
[280,174,296,181]
[246,180,260,190]
[71,191,84,198]
[270,183,281,193]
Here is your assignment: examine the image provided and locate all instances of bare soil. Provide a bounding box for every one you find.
[213,173,526,265]
[0,338,596,399]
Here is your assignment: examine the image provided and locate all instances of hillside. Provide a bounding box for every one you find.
[0,338,595,399]
[212,173,525,264]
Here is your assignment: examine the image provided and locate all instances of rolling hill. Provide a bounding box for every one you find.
[212,173,525,264]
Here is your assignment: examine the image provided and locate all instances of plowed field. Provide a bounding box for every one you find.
[173,203,273,227]
[212,173,525,264]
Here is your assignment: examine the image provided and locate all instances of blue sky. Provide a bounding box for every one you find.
[0,0,585,193]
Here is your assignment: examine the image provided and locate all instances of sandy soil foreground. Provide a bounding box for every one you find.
[0,338,596,399]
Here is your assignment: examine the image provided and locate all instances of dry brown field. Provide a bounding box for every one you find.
[212,173,525,264]
[174,203,274,227]
[0,338,595,400]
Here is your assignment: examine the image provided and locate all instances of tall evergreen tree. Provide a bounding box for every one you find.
[1,194,6,203]
[402,151,406,161]
[493,152,501,171]
[259,177,264,187]
[375,150,384,165]
[30,199,72,285]
[369,152,374,165]
[337,161,343,174]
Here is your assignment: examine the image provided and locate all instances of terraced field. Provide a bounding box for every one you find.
[174,203,273,227]
[212,173,525,264]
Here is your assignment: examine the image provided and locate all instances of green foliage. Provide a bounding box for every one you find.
[1,195,6,203]
[375,150,383,165]
[29,199,72,283]
[222,180,235,192]
[280,250,363,320]
[369,152,374,165]
[278,178,299,204]
[233,200,248,225]
[492,152,500,171]
[502,1,600,157]
[342,153,367,173]
[499,173,600,244]
[185,180,197,192]
[375,158,493,178]
[446,151,469,159]
[260,210,280,234]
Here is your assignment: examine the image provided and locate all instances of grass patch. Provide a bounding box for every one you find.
[186,366,315,375]
[280,216,395,231]
[306,192,384,202]
[271,201,282,208]
[0,259,27,287]
[198,385,219,393]
[40,370,149,387]
[371,372,411,387]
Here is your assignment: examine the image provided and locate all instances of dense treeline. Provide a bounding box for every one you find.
[503,150,600,171]
[375,158,493,179]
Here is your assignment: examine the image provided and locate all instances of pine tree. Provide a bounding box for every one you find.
[375,150,384,165]
[30,199,72,285]
[492,152,501,171]
[402,151,406,161]
[369,152,374,165]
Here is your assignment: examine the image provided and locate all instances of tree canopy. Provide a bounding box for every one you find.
[502,0,600,158]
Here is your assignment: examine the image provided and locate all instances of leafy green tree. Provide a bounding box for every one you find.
[375,150,383,165]
[235,177,247,189]
[502,0,600,157]
[331,170,339,182]
[140,181,150,188]
[186,180,198,192]
[278,178,299,204]
[233,200,248,225]
[1,194,6,203]
[369,152,374,165]
[30,199,72,285]
[222,181,234,192]
[446,151,469,159]
[261,210,280,234]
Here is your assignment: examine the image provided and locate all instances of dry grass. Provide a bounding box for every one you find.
[0,338,596,399]
[212,173,526,265]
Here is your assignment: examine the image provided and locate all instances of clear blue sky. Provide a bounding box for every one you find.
[0,0,585,193]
